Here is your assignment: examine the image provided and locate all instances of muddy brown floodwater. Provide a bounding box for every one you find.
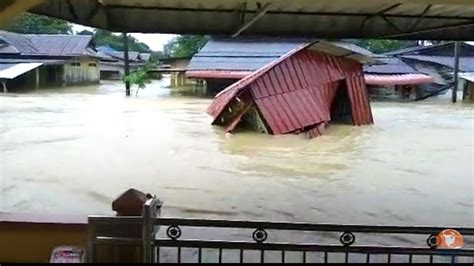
[0,80,473,230]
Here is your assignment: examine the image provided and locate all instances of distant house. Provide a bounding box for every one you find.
[0,31,101,91]
[364,57,434,100]
[384,42,474,99]
[158,56,191,87]
[207,41,374,139]
[97,46,152,80]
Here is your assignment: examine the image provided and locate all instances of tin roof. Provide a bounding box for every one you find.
[401,55,474,72]
[384,42,474,56]
[188,37,312,72]
[0,63,42,79]
[365,73,434,85]
[364,57,419,74]
[0,31,99,58]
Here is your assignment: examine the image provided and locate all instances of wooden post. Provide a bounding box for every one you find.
[123,32,131,96]
[452,41,461,103]
[1,80,6,93]
[35,67,40,90]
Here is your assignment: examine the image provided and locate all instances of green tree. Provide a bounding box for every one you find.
[92,30,151,52]
[5,12,72,34]
[164,35,209,58]
[123,62,154,96]
[349,39,417,54]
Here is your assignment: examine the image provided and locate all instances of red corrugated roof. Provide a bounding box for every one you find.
[186,70,253,79]
[208,47,373,137]
[364,73,434,86]
[207,43,311,118]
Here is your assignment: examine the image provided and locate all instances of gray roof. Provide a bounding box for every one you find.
[0,31,98,58]
[0,64,13,71]
[364,57,418,74]
[188,37,312,71]
[401,55,474,72]
[384,42,474,56]
[140,53,151,62]
[0,58,68,65]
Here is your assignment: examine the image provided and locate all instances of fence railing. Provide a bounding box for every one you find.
[88,197,474,263]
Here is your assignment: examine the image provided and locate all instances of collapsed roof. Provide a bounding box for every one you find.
[207,41,374,138]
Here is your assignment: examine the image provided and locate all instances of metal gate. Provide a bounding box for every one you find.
[89,197,474,263]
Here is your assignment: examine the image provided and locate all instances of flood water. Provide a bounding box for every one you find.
[0,80,473,230]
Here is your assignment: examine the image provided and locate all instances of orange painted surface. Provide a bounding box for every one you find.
[0,213,88,263]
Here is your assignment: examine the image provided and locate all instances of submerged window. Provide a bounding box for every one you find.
[70,62,81,67]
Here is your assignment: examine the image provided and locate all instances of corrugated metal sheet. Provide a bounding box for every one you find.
[346,76,373,126]
[460,72,474,82]
[364,57,418,74]
[186,70,252,79]
[401,55,474,72]
[188,38,311,72]
[365,73,434,86]
[0,31,99,58]
[0,63,42,79]
[208,47,374,137]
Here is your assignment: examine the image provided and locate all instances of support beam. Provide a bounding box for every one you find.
[232,2,271,38]
[452,41,461,103]
[35,67,39,90]
[409,5,432,31]
[0,0,44,27]
[2,81,7,93]
[123,32,131,96]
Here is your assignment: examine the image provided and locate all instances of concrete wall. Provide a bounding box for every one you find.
[0,213,87,263]
[63,58,100,85]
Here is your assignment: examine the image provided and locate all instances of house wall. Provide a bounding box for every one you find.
[63,57,100,85]
[167,59,190,70]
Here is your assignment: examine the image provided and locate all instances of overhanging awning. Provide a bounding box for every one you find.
[459,72,474,82]
[0,63,43,79]
[365,73,434,86]
[29,0,474,40]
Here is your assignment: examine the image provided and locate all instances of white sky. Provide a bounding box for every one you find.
[72,24,177,52]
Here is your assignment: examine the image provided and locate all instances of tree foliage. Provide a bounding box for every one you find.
[93,30,151,53]
[350,39,418,54]
[5,12,72,34]
[123,62,154,96]
[164,35,209,58]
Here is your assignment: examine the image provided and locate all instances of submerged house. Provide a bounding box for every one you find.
[207,41,374,139]
[97,45,152,80]
[187,38,312,96]
[384,42,474,99]
[0,31,100,91]
[364,57,434,100]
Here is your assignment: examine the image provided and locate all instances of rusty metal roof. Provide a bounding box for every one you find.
[208,46,373,136]
[30,0,474,40]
